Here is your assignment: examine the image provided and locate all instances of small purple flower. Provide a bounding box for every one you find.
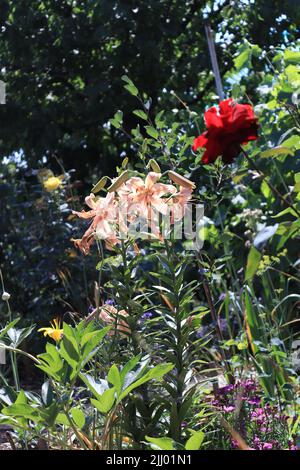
[105,299,115,306]
[238,378,257,392]
[262,443,273,450]
[248,396,261,405]
[231,439,239,449]
[288,440,297,451]
[141,311,153,320]
[217,384,234,395]
[196,326,209,338]
[223,405,235,413]
[218,318,227,332]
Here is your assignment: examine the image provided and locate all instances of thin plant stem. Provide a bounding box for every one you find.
[0,269,20,391]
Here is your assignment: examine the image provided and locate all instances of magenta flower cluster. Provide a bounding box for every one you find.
[211,378,297,450]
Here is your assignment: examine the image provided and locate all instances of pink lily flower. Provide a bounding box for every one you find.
[170,186,193,222]
[91,305,130,337]
[72,192,118,254]
[119,171,176,217]
[118,172,177,240]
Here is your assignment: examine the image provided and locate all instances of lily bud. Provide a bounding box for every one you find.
[148,159,161,173]
[168,171,196,190]
[91,176,108,194]
[2,292,10,301]
[107,171,135,192]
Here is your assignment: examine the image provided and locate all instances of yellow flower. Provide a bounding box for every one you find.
[38,318,63,342]
[43,176,63,192]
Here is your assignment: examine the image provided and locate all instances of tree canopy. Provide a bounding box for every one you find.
[0,0,299,182]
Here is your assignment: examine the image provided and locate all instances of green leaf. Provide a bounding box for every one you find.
[91,387,116,413]
[71,407,85,429]
[185,430,205,450]
[261,180,271,199]
[120,354,142,382]
[118,363,173,401]
[107,364,122,395]
[124,84,139,96]
[60,335,80,369]
[0,318,20,339]
[234,42,261,71]
[81,327,110,363]
[2,403,40,421]
[245,246,261,281]
[121,76,139,95]
[273,207,299,218]
[146,436,174,450]
[145,126,159,139]
[234,47,251,70]
[56,412,69,426]
[280,135,300,151]
[284,50,300,64]
[260,146,293,158]
[110,110,123,129]
[15,389,27,405]
[39,402,59,427]
[133,109,148,120]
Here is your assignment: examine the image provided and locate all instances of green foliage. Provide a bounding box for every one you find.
[0,2,300,451]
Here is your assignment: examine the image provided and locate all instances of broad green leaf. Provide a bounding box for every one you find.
[91,387,116,413]
[261,180,271,199]
[39,402,59,427]
[273,207,299,218]
[146,436,174,450]
[107,364,122,395]
[120,354,142,382]
[260,146,293,158]
[60,335,80,370]
[145,126,159,139]
[148,159,161,173]
[185,430,205,450]
[280,135,300,151]
[118,363,173,401]
[284,50,300,64]
[2,403,40,421]
[56,412,69,426]
[71,407,85,429]
[234,42,261,70]
[80,327,109,348]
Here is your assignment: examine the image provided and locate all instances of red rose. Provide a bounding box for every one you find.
[192,98,259,164]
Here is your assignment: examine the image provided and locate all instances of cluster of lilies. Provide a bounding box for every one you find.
[72,170,195,255]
